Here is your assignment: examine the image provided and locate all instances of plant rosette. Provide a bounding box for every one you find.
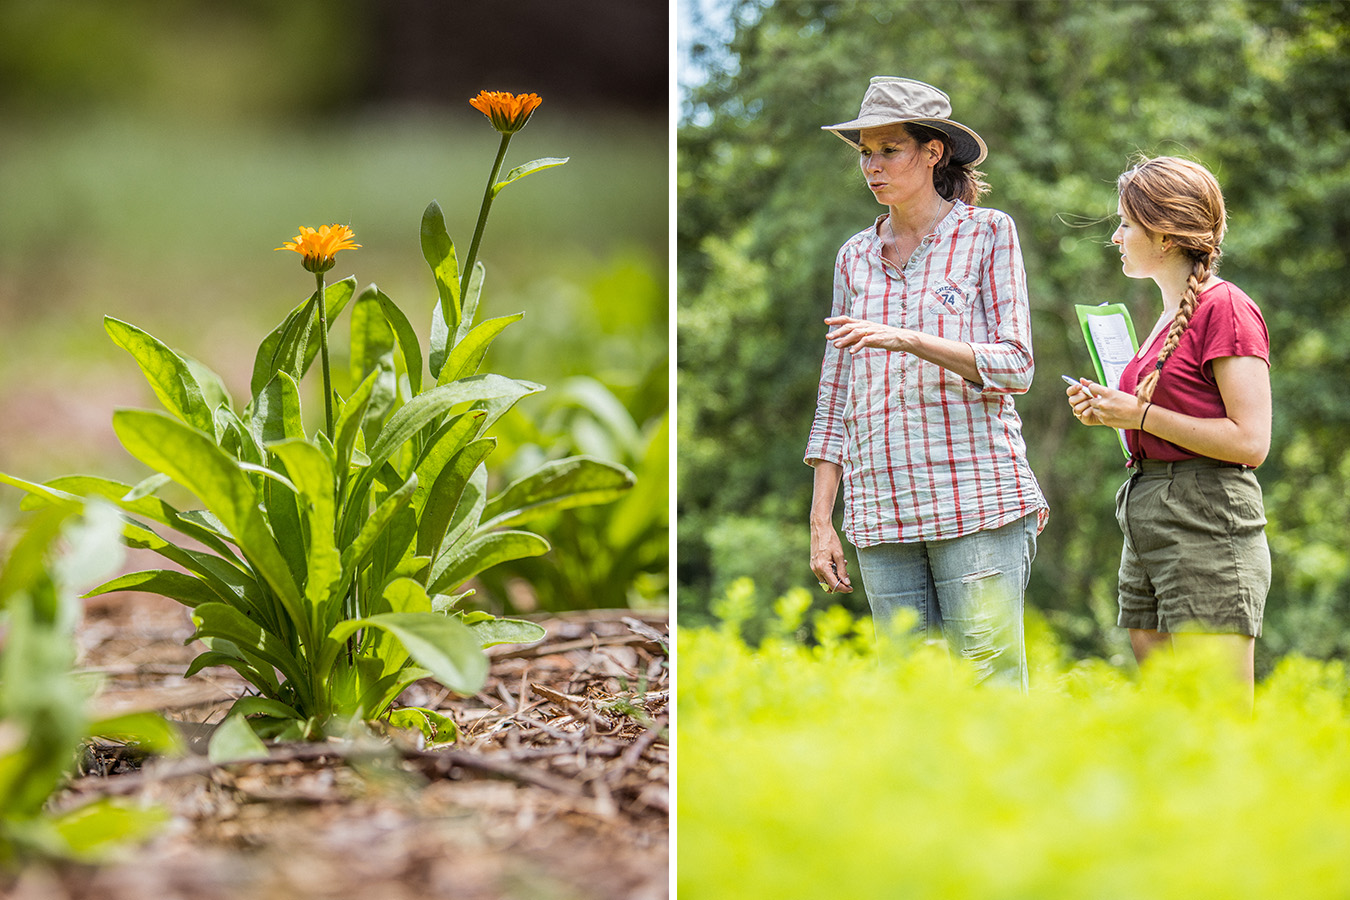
[0,91,633,755]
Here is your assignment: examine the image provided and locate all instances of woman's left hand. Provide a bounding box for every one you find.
[825,315,913,354]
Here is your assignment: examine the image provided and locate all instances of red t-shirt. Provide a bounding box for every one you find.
[1118,281,1270,463]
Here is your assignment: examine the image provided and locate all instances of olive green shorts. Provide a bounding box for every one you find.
[1114,458,1270,636]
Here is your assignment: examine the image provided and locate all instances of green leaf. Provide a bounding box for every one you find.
[329,609,488,696]
[87,712,185,756]
[267,439,342,623]
[340,473,418,587]
[421,200,461,374]
[112,410,305,641]
[207,714,270,764]
[374,287,424,396]
[250,371,305,447]
[386,706,458,747]
[480,456,636,530]
[416,438,495,558]
[227,696,302,721]
[256,291,318,398]
[49,797,170,860]
[83,569,226,608]
[184,649,278,694]
[190,602,308,695]
[34,474,241,561]
[466,615,547,648]
[456,262,486,344]
[428,530,550,594]
[492,156,570,196]
[349,284,396,388]
[437,313,524,386]
[251,277,356,398]
[105,316,215,435]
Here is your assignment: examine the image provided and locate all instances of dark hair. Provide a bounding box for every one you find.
[904,123,990,205]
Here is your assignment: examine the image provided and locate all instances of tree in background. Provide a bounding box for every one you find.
[678,0,1350,670]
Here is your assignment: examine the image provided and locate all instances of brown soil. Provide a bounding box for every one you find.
[3,594,669,900]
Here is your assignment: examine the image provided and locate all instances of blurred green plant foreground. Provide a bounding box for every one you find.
[679,580,1350,899]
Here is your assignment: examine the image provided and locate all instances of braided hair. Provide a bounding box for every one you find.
[1117,156,1227,403]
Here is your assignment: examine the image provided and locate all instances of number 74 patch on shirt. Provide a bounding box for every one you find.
[932,282,969,314]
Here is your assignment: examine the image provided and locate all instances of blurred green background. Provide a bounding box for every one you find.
[0,0,668,611]
[678,0,1350,672]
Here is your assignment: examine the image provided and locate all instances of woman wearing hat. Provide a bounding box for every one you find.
[1066,156,1270,701]
[805,77,1046,688]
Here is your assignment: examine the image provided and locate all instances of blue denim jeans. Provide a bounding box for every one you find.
[856,514,1038,689]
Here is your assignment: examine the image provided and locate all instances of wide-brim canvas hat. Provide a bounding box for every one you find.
[822,76,988,167]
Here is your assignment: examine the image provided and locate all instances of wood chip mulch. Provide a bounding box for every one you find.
[3,595,669,900]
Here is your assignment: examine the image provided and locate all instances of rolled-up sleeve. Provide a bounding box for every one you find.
[969,213,1034,395]
[804,247,852,466]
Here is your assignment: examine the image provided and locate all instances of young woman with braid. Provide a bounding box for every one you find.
[1066,156,1271,700]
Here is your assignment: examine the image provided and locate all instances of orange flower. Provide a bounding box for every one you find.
[469,90,543,135]
[276,224,360,273]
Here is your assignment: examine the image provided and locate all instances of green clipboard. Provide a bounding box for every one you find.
[1073,303,1139,458]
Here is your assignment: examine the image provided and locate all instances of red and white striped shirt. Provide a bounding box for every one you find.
[805,202,1047,546]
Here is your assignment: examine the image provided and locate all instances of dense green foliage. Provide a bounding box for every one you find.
[1,175,637,745]
[0,504,180,865]
[679,581,1350,898]
[678,0,1350,671]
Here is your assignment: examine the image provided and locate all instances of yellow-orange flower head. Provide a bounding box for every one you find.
[276,224,360,273]
[469,91,543,135]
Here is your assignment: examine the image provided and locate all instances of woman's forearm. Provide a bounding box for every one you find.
[809,460,844,530]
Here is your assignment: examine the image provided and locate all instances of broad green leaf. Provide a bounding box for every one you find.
[185,355,234,414]
[374,287,423,396]
[83,569,226,608]
[428,530,550,595]
[421,200,461,373]
[435,464,488,564]
[105,316,214,435]
[268,440,342,622]
[250,371,304,447]
[436,313,524,386]
[416,438,495,558]
[492,156,570,196]
[327,608,487,695]
[340,473,418,587]
[386,706,458,747]
[466,615,547,648]
[333,365,380,482]
[250,277,356,397]
[87,712,185,756]
[227,697,302,721]
[184,649,279,694]
[349,284,395,387]
[207,714,269,764]
[607,412,669,548]
[411,411,486,489]
[480,456,636,530]
[455,262,486,344]
[25,474,239,562]
[299,276,359,380]
[366,576,434,677]
[49,797,170,859]
[260,291,318,397]
[112,410,305,642]
[190,602,308,692]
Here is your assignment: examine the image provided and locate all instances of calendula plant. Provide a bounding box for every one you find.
[0,502,180,866]
[0,90,633,749]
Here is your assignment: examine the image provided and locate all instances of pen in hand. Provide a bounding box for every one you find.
[1061,374,1094,398]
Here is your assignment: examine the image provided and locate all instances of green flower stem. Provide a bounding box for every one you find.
[461,132,513,298]
[315,271,334,438]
